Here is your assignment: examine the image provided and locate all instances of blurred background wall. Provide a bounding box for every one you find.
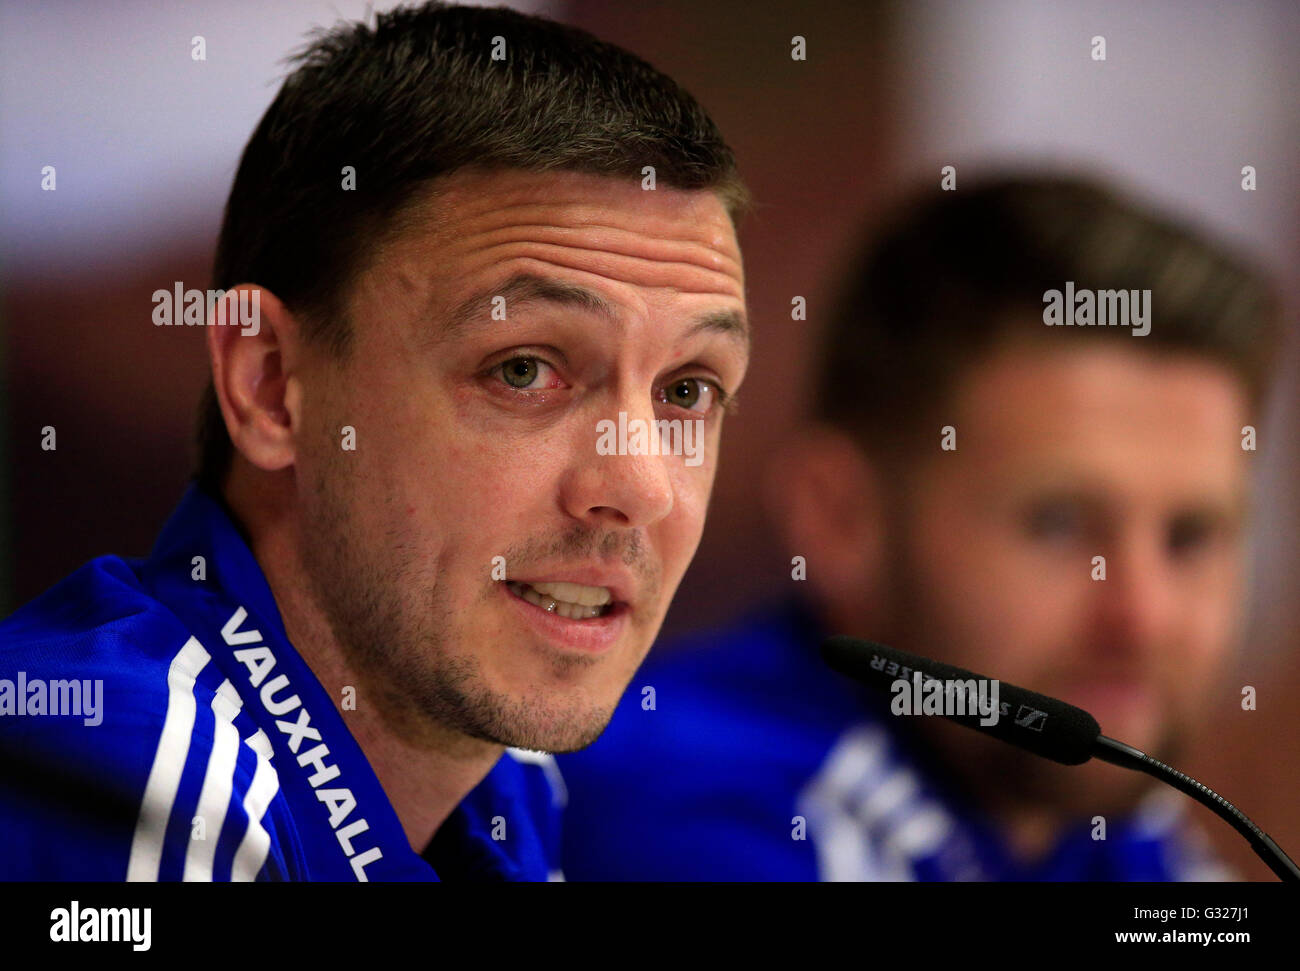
[3,0,1296,878]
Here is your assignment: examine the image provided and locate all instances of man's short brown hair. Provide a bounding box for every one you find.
[814,174,1279,460]
[196,1,748,493]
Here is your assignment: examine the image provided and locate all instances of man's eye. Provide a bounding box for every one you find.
[660,377,719,413]
[1023,501,1084,542]
[1168,516,1213,557]
[495,356,556,390]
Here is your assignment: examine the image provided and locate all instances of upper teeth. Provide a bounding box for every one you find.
[524,580,612,607]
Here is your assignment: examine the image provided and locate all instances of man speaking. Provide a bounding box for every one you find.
[0,1,750,880]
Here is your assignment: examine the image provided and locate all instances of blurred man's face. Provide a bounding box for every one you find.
[292,168,748,753]
[877,338,1250,811]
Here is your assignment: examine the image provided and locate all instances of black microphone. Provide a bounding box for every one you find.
[822,635,1100,765]
[822,634,1300,883]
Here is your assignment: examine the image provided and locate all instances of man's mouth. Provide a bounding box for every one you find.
[505,580,615,620]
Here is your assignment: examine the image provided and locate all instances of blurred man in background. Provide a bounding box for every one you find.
[558,175,1279,880]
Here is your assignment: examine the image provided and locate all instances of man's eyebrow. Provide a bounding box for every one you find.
[441,273,617,341]
[440,271,750,352]
[684,308,750,353]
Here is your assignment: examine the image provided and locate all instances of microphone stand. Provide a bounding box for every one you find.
[1093,735,1300,882]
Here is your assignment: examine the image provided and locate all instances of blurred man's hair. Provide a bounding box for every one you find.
[814,174,1279,461]
[195,0,748,493]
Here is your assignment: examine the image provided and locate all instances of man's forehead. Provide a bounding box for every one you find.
[956,340,1248,432]
[438,271,750,353]
[362,169,747,348]
[944,342,1249,502]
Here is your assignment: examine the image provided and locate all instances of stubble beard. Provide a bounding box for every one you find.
[297,462,622,754]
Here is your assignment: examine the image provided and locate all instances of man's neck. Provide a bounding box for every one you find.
[989,803,1067,866]
[224,473,503,853]
[278,600,505,853]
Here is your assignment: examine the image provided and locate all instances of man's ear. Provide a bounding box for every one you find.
[762,422,887,611]
[206,285,300,474]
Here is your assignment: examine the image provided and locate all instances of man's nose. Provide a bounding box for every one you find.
[559,398,677,530]
[1087,526,1180,659]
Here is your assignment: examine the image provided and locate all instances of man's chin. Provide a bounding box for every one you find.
[473,643,648,752]
[488,720,611,756]
[459,690,620,755]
